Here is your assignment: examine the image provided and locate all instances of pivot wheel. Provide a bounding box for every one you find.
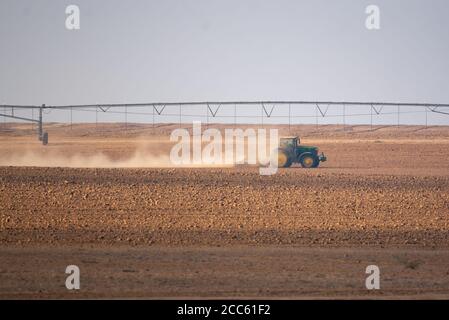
[300,153,318,168]
[277,150,292,168]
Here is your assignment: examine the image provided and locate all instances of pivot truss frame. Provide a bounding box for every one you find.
[1,101,448,145]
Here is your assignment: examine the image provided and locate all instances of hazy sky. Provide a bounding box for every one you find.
[1,0,449,124]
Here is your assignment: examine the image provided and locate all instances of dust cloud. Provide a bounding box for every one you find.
[0,138,236,168]
[0,149,173,168]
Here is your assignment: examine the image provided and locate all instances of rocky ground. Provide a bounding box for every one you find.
[0,124,448,298]
[1,167,448,247]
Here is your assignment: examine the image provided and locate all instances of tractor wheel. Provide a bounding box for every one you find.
[277,150,292,168]
[299,153,318,168]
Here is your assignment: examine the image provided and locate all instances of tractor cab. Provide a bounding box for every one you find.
[280,137,300,149]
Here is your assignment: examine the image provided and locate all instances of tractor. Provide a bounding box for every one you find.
[275,136,326,168]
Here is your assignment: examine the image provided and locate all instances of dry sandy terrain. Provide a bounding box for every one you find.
[0,123,449,299]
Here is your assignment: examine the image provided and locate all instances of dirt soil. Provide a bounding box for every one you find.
[0,123,449,299]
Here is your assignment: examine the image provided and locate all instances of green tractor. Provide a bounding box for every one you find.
[275,136,327,168]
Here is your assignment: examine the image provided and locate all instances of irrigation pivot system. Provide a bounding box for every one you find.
[0,103,48,144]
[1,100,449,145]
